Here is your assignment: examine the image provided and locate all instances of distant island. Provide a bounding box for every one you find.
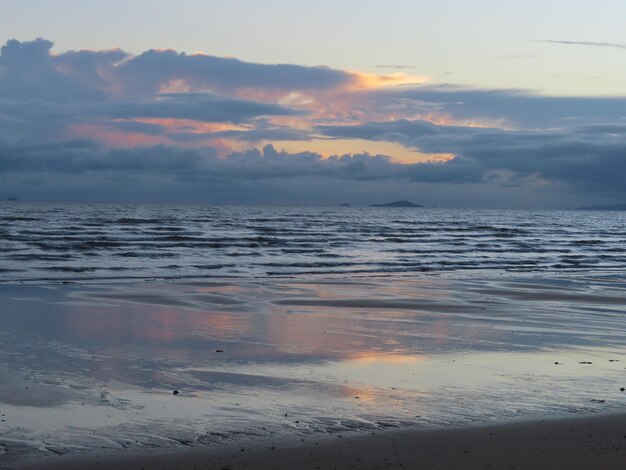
[6,197,18,201]
[370,200,423,208]
[576,203,626,211]
[339,203,351,207]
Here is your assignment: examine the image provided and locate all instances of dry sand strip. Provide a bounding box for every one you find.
[23,413,626,470]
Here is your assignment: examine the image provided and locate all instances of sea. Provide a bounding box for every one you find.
[2,201,626,466]
[2,201,626,283]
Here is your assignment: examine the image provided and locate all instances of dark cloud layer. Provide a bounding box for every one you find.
[115,48,352,95]
[93,93,300,123]
[0,38,104,102]
[0,140,404,180]
[0,140,406,204]
[370,86,626,129]
[3,130,625,207]
[2,38,626,207]
[318,119,626,193]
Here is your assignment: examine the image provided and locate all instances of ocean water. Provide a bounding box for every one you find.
[2,202,626,465]
[1,201,626,283]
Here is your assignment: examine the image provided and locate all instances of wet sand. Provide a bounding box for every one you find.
[25,413,626,469]
[1,276,626,468]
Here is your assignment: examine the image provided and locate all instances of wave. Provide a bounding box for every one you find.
[2,203,626,282]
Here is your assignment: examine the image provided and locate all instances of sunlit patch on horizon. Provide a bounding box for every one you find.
[271,138,454,164]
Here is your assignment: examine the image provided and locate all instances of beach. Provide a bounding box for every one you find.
[1,275,625,468]
[24,413,626,469]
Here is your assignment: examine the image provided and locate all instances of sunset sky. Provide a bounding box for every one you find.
[2,0,626,207]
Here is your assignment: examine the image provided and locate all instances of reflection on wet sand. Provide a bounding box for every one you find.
[0,276,625,466]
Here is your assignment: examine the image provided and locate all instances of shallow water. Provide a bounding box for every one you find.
[1,276,625,465]
[2,202,626,282]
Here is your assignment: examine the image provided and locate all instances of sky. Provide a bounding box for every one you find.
[1,0,626,207]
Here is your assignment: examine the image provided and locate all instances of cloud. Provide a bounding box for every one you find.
[536,39,626,50]
[2,37,626,207]
[4,124,626,207]
[4,37,625,138]
[53,47,129,82]
[0,39,307,143]
[0,140,399,180]
[375,65,417,70]
[0,38,359,101]
[0,38,104,102]
[0,138,486,205]
[364,86,626,128]
[169,126,311,144]
[92,93,300,123]
[114,48,354,96]
[0,94,299,144]
[100,120,167,136]
[0,139,534,206]
[0,38,412,146]
[317,119,626,193]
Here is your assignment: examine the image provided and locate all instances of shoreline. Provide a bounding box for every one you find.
[22,412,626,469]
[1,276,625,468]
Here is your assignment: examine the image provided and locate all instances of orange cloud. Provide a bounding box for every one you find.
[346,71,429,91]
[69,119,252,154]
[68,124,168,147]
[135,118,247,134]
